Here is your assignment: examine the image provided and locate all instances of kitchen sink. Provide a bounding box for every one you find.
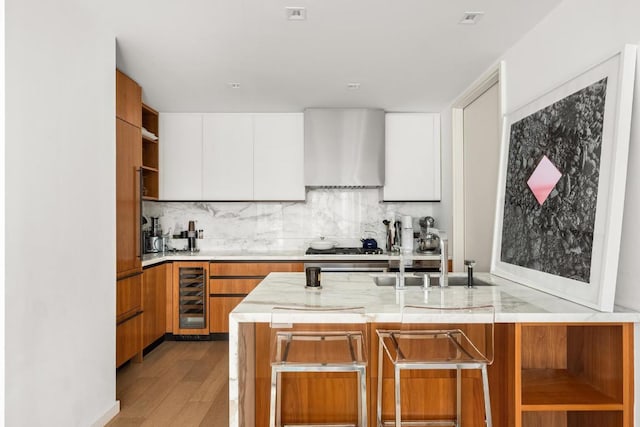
[371,274,493,287]
[372,275,424,287]
[432,276,493,287]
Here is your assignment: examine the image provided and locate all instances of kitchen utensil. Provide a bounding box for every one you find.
[309,237,336,250]
[417,233,440,253]
[383,220,392,252]
[361,238,378,250]
[393,221,402,250]
[150,216,162,237]
[419,216,435,230]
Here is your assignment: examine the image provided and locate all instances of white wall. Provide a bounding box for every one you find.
[441,1,640,422]
[6,0,117,425]
[616,43,640,311]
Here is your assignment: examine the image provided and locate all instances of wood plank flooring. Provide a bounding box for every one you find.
[108,340,229,427]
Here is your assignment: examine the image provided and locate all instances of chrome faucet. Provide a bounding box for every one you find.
[439,236,448,287]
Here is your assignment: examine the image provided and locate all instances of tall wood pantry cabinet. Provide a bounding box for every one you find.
[115,69,143,367]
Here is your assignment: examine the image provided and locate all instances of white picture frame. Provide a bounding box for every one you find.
[491,45,637,312]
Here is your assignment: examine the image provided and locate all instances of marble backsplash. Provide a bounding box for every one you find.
[143,188,440,251]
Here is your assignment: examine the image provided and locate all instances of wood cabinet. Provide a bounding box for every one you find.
[116,69,145,367]
[142,264,168,348]
[159,113,203,200]
[515,323,633,427]
[249,321,634,427]
[160,113,305,201]
[116,312,143,368]
[116,69,141,127]
[116,118,142,277]
[209,262,303,333]
[116,273,143,367]
[383,113,441,201]
[172,262,210,335]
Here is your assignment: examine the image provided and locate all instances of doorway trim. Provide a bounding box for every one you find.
[451,61,506,272]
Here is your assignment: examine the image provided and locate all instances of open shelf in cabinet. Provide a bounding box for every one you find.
[522,411,623,427]
[517,323,632,427]
[141,103,159,199]
[522,369,622,411]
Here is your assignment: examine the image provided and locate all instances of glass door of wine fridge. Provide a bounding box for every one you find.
[173,262,209,335]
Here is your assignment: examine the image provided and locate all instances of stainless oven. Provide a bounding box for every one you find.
[388,259,440,273]
[303,261,389,273]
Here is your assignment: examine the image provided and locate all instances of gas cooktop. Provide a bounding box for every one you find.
[305,247,384,255]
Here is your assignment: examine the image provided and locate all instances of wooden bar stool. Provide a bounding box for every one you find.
[376,304,495,427]
[269,306,368,427]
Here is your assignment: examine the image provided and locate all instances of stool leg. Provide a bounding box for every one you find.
[394,366,401,427]
[269,366,277,427]
[456,366,462,427]
[358,367,368,427]
[377,340,384,427]
[481,365,492,427]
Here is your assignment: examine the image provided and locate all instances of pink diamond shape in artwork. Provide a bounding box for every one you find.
[527,155,562,206]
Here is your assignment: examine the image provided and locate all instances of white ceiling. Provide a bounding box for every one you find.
[103,0,562,113]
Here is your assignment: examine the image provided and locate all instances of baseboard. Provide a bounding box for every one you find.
[91,401,120,427]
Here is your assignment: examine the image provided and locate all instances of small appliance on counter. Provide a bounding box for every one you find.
[143,216,167,254]
[400,215,414,254]
[417,216,441,254]
[187,220,199,253]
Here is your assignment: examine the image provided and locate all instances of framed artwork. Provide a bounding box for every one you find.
[491,45,637,311]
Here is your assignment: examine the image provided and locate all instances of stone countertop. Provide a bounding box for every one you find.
[230,272,640,323]
[141,250,443,267]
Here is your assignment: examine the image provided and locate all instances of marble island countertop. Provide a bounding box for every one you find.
[141,249,444,267]
[230,272,640,323]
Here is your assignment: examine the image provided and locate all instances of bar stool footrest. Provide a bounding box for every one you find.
[284,424,358,427]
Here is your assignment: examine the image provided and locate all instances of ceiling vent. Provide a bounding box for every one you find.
[459,12,484,25]
[286,7,306,21]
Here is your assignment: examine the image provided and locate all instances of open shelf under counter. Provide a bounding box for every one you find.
[521,368,623,411]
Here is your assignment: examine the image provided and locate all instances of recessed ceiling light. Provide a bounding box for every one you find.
[347,83,361,89]
[286,7,306,21]
[459,11,484,25]
[227,83,241,89]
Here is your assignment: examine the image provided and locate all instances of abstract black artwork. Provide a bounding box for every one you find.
[492,46,636,311]
[500,78,607,283]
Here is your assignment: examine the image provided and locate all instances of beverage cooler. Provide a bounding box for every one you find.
[173,262,209,335]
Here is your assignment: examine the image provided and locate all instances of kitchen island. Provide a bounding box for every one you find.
[229,272,638,427]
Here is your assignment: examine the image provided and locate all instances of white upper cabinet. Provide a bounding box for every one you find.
[159,113,203,200]
[202,114,254,200]
[383,113,441,201]
[160,113,304,201]
[253,114,304,200]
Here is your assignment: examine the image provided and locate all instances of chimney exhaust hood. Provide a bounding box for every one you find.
[304,108,385,187]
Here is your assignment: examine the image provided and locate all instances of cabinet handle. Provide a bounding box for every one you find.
[137,168,143,259]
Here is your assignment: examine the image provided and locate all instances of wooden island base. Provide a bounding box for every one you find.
[245,322,633,427]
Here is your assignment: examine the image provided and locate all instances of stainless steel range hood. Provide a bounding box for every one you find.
[304,108,385,187]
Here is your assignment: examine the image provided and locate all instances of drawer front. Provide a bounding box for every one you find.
[116,273,142,322]
[209,278,262,294]
[116,313,142,367]
[209,296,245,333]
[210,262,303,277]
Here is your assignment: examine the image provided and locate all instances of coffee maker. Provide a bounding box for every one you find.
[144,216,166,253]
[187,220,198,252]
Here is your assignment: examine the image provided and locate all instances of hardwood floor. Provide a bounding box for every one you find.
[108,340,229,426]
